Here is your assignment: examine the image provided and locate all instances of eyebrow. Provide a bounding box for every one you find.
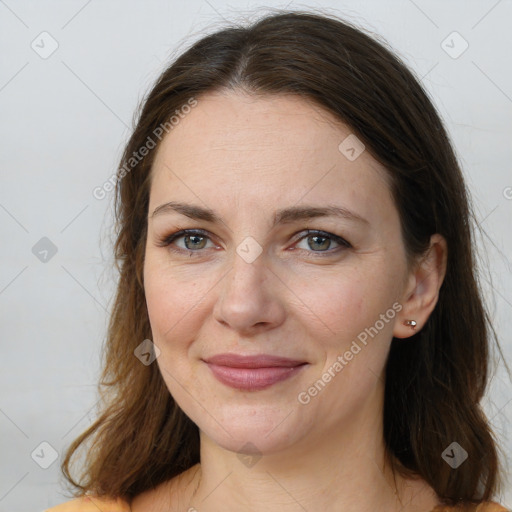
[150,201,369,227]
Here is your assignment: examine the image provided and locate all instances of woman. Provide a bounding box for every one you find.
[47,10,510,512]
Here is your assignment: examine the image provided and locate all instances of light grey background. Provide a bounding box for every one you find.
[0,1,511,510]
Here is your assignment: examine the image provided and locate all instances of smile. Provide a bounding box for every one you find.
[203,354,308,391]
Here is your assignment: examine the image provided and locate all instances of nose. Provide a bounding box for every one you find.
[212,250,286,337]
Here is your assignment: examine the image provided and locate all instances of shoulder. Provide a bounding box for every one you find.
[45,496,130,511]
[46,465,199,512]
[130,480,178,512]
[431,501,510,511]
[474,504,510,512]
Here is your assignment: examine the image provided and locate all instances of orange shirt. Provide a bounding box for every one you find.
[45,496,510,511]
[431,502,510,511]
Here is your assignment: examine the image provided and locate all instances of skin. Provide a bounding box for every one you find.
[48,90,447,511]
[44,496,130,511]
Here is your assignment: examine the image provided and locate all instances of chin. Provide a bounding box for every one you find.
[195,402,309,456]
[205,427,300,456]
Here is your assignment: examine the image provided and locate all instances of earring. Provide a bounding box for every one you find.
[404,319,417,330]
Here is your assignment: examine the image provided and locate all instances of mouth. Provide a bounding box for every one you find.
[202,353,308,391]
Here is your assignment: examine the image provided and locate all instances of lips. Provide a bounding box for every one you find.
[203,353,308,391]
[204,353,306,368]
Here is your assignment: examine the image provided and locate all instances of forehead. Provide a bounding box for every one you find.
[149,91,393,222]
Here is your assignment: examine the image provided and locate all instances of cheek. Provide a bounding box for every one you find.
[290,264,392,339]
[297,271,398,416]
[143,255,216,343]
[292,261,401,384]
[143,265,208,399]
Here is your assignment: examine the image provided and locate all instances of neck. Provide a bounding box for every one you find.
[186,388,439,512]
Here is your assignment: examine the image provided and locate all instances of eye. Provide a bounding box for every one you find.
[293,230,351,255]
[156,229,218,254]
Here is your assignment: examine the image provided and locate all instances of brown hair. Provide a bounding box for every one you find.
[61,9,508,506]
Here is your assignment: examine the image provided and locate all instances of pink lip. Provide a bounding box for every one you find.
[203,354,308,391]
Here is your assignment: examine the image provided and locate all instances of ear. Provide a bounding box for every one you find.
[393,234,448,339]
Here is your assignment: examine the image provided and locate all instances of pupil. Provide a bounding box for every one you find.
[310,235,329,251]
[186,235,205,250]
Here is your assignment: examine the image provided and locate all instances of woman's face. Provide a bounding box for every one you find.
[143,91,411,455]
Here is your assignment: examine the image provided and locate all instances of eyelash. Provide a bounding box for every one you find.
[156,229,352,257]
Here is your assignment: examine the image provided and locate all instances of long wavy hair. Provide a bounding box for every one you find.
[61,9,507,506]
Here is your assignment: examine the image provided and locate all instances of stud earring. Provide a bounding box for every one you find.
[403,319,417,329]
